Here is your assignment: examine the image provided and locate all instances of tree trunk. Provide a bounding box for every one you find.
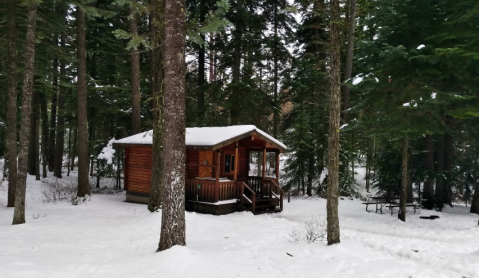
[197,0,205,121]
[41,90,48,178]
[435,134,445,209]
[149,0,165,212]
[67,126,72,176]
[272,4,279,137]
[13,1,38,225]
[158,0,186,251]
[48,57,58,172]
[471,182,479,214]
[72,126,77,171]
[54,24,67,178]
[326,0,341,245]
[28,90,38,176]
[423,135,434,200]
[6,0,18,207]
[35,90,40,181]
[366,139,373,193]
[130,3,141,135]
[230,0,243,125]
[398,136,408,222]
[444,124,454,206]
[77,6,90,197]
[341,0,357,123]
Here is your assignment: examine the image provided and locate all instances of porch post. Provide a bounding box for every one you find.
[215,149,221,202]
[262,146,266,195]
[275,151,280,183]
[234,142,239,181]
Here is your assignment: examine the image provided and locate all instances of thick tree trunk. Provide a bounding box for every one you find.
[341,0,356,123]
[398,136,408,222]
[6,0,18,207]
[13,2,38,225]
[149,0,165,212]
[435,134,445,209]
[77,6,90,197]
[158,0,186,251]
[54,33,66,178]
[230,0,243,125]
[423,135,434,199]
[41,90,48,178]
[130,4,141,135]
[326,0,341,245]
[48,57,58,172]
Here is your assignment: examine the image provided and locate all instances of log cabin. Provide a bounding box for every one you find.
[113,125,287,215]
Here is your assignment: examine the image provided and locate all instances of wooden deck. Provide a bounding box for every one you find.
[185,177,283,215]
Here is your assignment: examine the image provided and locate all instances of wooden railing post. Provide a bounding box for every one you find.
[215,150,221,202]
[252,191,256,213]
[280,190,284,211]
[262,146,266,196]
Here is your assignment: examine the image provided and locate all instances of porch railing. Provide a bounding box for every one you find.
[186,179,240,203]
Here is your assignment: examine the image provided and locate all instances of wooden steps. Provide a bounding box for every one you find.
[242,196,281,214]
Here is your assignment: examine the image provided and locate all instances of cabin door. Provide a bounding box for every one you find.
[198,151,213,178]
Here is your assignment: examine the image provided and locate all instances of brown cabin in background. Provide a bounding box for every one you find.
[113,125,287,215]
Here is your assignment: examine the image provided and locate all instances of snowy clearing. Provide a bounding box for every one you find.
[0,174,478,278]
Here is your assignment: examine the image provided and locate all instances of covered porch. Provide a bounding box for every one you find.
[185,132,285,215]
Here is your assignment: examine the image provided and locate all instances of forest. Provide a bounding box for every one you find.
[0,0,479,276]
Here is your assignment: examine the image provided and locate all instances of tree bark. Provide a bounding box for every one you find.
[149,0,165,212]
[366,139,373,193]
[471,182,479,214]
[13,1,38,225]
[130,3,141,135]
[423,135,434,199]
[28,90,38,176]
[40,90,48,178]
[197,0,205,121]
[35,90,40,180]
[6,0,18,207]
[54,24,67,178]
[398,136,408,222]
[435,134,445,209]
[272,3,279,137]
[326,0,341,245]
[444,129,454,206]
[158,0,186,251]
[77,6,90,197]
[48,57,58,172]
[230,0,243,125]
[341,0,357,123]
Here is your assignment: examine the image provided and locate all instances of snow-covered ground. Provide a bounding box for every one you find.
[0,171,478,278]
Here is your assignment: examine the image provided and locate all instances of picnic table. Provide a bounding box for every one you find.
[362,196,419,215]
[362,197,398,214]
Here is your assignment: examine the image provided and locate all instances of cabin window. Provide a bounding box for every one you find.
[224,154,235,173]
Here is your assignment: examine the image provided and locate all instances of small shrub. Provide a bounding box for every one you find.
[41,179,77,204]
[288,216,326,244]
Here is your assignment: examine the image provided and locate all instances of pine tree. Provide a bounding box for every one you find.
[326,0,341,245]
[6,0,18,207]
[157,0,187,251]
[13,0,39,225]
[77,3,90,197]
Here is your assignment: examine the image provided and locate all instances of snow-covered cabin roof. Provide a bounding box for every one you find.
[114,125,287,151]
